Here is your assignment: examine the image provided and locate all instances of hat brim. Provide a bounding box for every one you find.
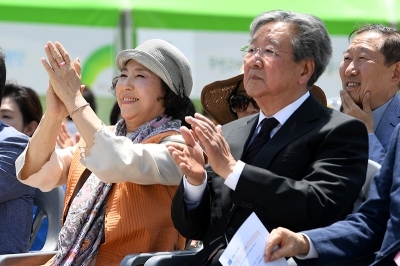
[309,85,327,107]
[201,75,327,125]
[201,74,244,125]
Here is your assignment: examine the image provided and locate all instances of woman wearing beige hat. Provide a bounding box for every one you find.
[201,69,259,125]
[15,39,193,265]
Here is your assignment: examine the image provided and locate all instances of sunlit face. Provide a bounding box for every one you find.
[235,81,259,119]
[115,59,166,132]
[0,97,25,133]
[339,31,398,110]
[243,22,305,103]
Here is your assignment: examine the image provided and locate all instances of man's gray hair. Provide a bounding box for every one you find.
[250,10,332,88]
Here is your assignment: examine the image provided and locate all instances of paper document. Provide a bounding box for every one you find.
[219,212,288,266]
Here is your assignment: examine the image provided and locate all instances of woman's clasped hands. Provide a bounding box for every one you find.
[41,41,85,118]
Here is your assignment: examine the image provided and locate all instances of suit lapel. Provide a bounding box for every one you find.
[220,115,259,216]
[375,94,400,149]
[220,97,322,217]
[223,115,259,160]
[252,96,322,168]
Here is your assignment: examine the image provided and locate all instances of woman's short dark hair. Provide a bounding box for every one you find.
[161,81,195,128]
[3,82,43,126]
[110,76,195,128]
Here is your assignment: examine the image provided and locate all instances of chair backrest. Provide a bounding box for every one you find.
[353,159,381,213]
[29,187,64,251]
[363,159,381,199]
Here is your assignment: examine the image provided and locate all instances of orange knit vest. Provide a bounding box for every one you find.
[46,131,185,266]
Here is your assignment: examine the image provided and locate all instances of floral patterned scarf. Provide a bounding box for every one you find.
[51,114,181,266]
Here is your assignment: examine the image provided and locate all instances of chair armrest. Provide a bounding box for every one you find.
[0,251,57,266]
[120,250,198,266]
[144,251,197,265]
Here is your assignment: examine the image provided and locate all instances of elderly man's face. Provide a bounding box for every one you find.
[339,31,398,110]
[243,22,306,109]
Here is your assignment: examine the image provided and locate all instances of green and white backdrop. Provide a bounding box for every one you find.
[0,0,398,121]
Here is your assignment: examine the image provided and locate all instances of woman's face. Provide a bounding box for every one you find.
[115,59,166,132]
[236,81,259,119]
[0,97,25,133]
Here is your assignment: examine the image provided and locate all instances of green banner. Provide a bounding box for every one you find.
[0,0,124,27]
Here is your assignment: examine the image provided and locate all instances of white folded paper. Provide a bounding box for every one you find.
[219,212,288,266]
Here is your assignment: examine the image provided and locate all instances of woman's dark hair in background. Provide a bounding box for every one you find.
[111,77,195,128]
[227,80,241,118]
[4,82,43,126]
[82,87,97,113]
[109,101,121,125]
[65,86,97,121]
[0,49,6,102]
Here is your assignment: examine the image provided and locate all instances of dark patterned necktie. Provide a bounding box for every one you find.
[242,117,279,164]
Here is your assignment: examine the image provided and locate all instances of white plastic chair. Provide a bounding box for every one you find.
[353,159,381,212]
[363,159,381,199]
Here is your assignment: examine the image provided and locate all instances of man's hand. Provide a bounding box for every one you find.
[166,126,206,186]
[340,89,374,133]
[264,227,310,262]
[185,113,237,179]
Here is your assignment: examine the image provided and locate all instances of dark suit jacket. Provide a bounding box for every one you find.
[171,95,369,264]
[300,123,400,266]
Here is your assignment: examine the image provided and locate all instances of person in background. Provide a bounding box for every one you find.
[339,24,400,164]
[186,99,196,129]
[57,88,96,148]
[0,82,46,251]
[201,68,258,125]
[1,82,42,137]
[167,10,368,265]
[0,50,34,254]
[60,87,97,147]
[16,39,193,265]
[201,67,327,125]
[109,100,121,125]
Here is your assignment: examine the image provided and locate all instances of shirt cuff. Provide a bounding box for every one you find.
[295,233,318,260]
[183,171,207,203]
[224,160,245,191]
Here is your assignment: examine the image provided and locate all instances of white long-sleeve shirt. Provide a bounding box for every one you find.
[16,125,184,191]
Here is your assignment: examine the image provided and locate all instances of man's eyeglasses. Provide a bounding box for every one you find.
[241,45,293,59]
[229,94,259,113]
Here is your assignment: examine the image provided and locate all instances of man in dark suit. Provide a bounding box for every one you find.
[166,10,368,266]
[265,123,400,266]
[339,24,400,164]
